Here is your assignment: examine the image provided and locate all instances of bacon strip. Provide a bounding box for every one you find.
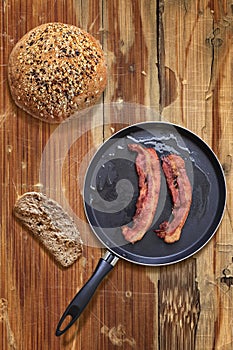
[121,144,161,243]
[155,154,192,243]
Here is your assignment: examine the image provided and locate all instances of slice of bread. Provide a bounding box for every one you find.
[14,192,83,267]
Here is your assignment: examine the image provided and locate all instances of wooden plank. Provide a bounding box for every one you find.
[102,2,160,350]
[1,1,104,349]
[1,0,233,349]
[160,1,233,349]
[103,0,160,113]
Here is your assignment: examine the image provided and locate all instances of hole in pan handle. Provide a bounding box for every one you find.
[55,251,119,336]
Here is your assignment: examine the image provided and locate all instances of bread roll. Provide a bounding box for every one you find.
[8,22,107,123]
[14,192,83,267]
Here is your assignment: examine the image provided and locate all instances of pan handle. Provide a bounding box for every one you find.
[55,251,119,336]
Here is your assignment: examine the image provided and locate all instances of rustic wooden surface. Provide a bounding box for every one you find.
[1,0,233,349]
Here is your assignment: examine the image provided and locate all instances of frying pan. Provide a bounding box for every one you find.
[55,121,226,336]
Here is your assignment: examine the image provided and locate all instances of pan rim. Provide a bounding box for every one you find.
[83,121,227,266]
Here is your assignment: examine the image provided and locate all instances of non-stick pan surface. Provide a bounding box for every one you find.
[84,121,226,265]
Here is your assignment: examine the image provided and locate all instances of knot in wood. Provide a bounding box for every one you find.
[206,27,223,47]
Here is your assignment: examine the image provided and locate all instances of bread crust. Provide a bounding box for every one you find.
[8,22,107,123]
[14,192,83,267]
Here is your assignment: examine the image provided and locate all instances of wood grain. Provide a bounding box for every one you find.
[0,0,232,349]
[159,260,200,350]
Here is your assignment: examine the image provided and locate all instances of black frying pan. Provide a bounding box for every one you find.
[56,121,226,336]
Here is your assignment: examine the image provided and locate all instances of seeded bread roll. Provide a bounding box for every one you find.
[14,192,83,267]
[8,22,107,123]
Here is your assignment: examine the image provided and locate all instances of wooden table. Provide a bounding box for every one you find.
[1,1,232,349]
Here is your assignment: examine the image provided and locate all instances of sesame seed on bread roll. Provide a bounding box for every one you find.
[8,22,107,123]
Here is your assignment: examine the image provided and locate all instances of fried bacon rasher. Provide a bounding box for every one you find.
[155,154,192,243]
[121,144,161,243]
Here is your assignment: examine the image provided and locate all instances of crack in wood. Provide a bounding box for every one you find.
[156,0,178,114]
[205,7,233,100]
[205,8,233,155]
[156,0,165,114]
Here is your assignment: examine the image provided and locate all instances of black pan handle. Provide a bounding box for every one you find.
[55,251,119,336]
